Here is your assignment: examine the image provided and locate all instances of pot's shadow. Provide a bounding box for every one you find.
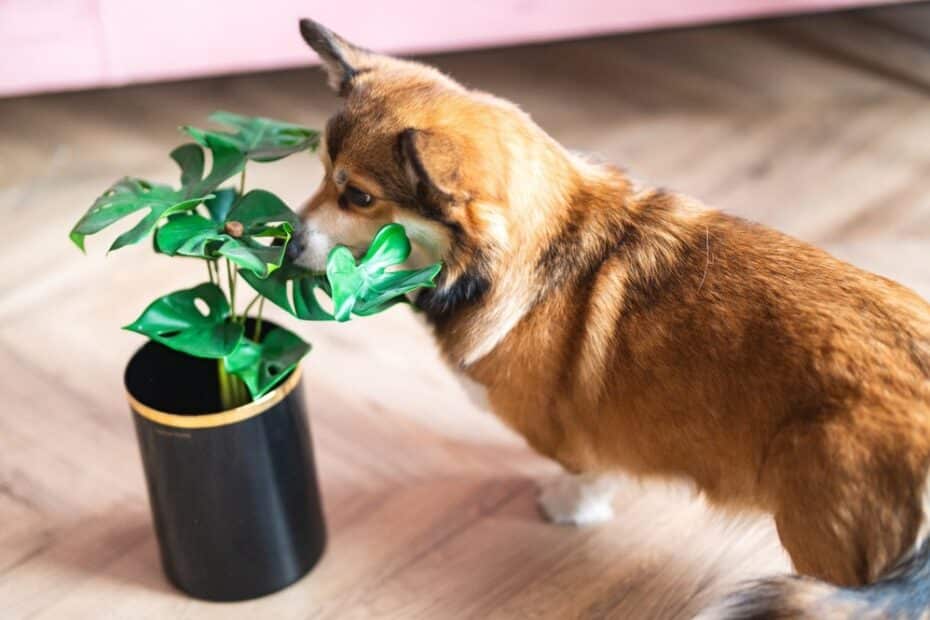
[24,502,176,599]
[105,516,177,595]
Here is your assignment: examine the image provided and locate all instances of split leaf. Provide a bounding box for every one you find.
[326,223,441,321]
[155,214,217,255]
[183,111,319,163]
[351,265,443,316]
[241,223,442,322]
[211,236,285,276]
[69,178,208,252]
[155,189,295,277]
[226,188,299,233]
[224,327,311,399]
[204,188,237,224]
[240,265,334,320]
[172,136,245,199]
[170,143,204,188]
[124,283,243,358]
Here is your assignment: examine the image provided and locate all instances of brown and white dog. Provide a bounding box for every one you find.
[290,19,930,618]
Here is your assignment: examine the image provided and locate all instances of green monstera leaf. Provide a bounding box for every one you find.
[240,264,334,320]
[350,267,444,317]
[204,187,237,224]
[170,143,206,188]
[155,213,217,255]
[124,283,244,358]
[225,188,298,240]
[326,224,442,321]
[71,112,317,255]
[224,327,311,399]
[69,178,208,252]
[155,189,297,277]
[70,137,246,253]
[171,137,246,199]
[183,111,319,163]
[241,223,442,322]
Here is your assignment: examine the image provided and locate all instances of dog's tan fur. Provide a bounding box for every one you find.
[294,20,930,615]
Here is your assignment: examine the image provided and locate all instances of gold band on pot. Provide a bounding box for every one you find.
[127,366,303,429]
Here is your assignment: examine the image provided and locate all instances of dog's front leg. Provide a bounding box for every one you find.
[537,472,618,526]
[450,372,617,525]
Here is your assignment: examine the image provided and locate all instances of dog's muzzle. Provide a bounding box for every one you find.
[284,224,338,271]
[286,231,305,261]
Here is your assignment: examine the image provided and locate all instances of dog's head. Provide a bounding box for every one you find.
[290,20,579,328]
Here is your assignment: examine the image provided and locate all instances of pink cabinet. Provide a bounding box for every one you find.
[1,0,107,95]
[1,0,899,97]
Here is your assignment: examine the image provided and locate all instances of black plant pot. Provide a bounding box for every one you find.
[125,333,327,602]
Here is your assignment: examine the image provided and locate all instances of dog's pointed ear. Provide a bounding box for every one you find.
[398,128,463,208]
[299,19,372,96]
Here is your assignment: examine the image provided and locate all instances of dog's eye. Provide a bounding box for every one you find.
[343,185,373,208]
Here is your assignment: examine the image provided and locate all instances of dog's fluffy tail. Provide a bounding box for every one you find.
[699,538,930,619]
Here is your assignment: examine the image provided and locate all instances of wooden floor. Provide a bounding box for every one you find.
[2,4,930,618]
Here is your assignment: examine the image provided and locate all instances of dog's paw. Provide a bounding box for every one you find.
[537,475,616,526]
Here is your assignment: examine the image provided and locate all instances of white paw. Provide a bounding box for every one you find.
[537,475,616,526]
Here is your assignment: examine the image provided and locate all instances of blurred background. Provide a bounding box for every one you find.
[0,0,905,97]
[2,1,929,618]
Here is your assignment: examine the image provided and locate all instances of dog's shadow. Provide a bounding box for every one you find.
[303,473,788,619]
[40,473,786,618]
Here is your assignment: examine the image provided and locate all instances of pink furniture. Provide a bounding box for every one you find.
[1,0,899,97]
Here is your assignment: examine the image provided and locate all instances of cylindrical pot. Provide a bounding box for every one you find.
[124,336,327,602]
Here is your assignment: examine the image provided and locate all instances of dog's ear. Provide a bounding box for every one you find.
[299,19,372,96]
[398,128,463,208]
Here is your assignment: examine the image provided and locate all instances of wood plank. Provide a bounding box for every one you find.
[0,3,928,617]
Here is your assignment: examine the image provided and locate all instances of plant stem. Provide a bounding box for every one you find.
[217,359,233,410]
[226,258,237,321]
[241,293,261,321]
[253,297,265,342]
[231,375,242,406]
[234,373,248,404]
[218,360,250,409]
[208,259,219,287]
[216,167,250,408]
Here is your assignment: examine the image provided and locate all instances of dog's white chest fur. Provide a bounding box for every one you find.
[453,371,491,412]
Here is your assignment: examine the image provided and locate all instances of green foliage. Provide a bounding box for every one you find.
[224,328,311,398]
[171,138,244,199]
[240,265,335,321]
[240,223,441,322]
[183,111,320,163]
[123,283,312,401]
[72,111,442,409]
[156,190,297,277]
[70,111,313,254]
[205,188,237,224]
[326,224,442,321]
[69,131,247,254]
[124,283,244,358]
[70,179,207,252]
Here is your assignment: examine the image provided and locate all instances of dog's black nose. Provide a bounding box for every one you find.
[286,235,305,261]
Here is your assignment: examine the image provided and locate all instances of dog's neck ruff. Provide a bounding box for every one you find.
[416,250,550,368]
[414,270,490,329]
[415,253,542,368]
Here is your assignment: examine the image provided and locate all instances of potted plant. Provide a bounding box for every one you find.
[69,111,441,601]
